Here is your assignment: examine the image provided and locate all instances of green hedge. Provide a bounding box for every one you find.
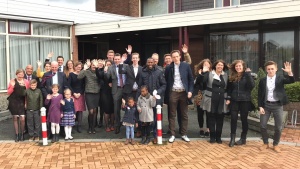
[251,68,266,109]
[285,81,300,102]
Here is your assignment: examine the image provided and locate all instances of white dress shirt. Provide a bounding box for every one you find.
[132,65,138,90]
[172,63,184,90]
[52,72,58,85]
[266,75,277,101]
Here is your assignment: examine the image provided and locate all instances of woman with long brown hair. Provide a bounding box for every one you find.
[194,59,212,138]
[64,60,75,79]
[227,60,255,147]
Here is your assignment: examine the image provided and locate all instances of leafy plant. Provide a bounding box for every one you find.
[251,68,266,110]
[285,82,300,102]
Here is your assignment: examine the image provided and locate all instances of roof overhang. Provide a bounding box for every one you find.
[75,0,300,36]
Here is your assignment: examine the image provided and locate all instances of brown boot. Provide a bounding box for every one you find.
[273,145,281,153]
[259,144,269,151]
[131,139,135,145]
[125,139,130,145]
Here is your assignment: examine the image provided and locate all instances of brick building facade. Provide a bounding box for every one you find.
[96,0,139,17]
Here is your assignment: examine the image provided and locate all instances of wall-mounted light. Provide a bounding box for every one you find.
[93,37,98,39]
[135,33,139,36]
[116,38,120,40]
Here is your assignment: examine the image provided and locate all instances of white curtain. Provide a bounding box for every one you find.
[0,21,5,33]
[9,36,70,80]
[142,0,168,16]
[9,21,30,33]
[0,36,6,90]
[33,22,70,37]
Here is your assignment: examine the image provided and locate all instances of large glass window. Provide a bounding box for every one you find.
[0,20,5,33]
[210,32,259,72]
[263,31,294,75]
[0,35,6,90]
[9,36,70,79]
[33,22,70,37]
[142,0,168,16]
[9,21,30,34]
[215,0,240,8]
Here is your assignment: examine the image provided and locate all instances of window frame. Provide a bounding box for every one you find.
[214,0,240,8]
[8,20,31,35]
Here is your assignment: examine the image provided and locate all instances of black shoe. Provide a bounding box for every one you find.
[199,130,205,138]
[51,134,56,143]
[88,128,92,134]
[19,134,24,141]
[204,131,210,137]
[229,134,236,147]
[235,139,246,145]
[55,134,59,142]
[216,138,222,144]
[98,122,103,128]
[140,137,146,144]
[144,137,150,145]
[92,129,96,134]
[209,138,216,144]
[77,125,82,133]
[115,127,120,134]
[15,134,19,142]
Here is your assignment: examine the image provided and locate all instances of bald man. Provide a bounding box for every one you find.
[24,64,40,87]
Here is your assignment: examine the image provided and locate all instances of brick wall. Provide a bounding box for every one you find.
[71,25,78,62]
[96,0,139,17]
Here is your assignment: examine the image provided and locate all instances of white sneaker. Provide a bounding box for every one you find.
[169,136,175,143]
[181,135,190,142]
[69,136,73,140]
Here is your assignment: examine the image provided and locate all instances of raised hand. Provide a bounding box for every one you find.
[282,62,292,74]
[83,63,89,70]
[125,45,132,54]
[202,66,209,73]
[37,60,42,67]
[198,69,202,74]
[121,53,127,62]
[86,59,91,67]
[245,68,251,72]
[47,52,54,58]
[104,66,109,72]
[181,44,188,54]
[46,94,52,100]
[92,59,98,67]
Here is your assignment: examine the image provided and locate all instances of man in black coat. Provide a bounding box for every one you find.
[165,50,194,143]
[258,61,294,153]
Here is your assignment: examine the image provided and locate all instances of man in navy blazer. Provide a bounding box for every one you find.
[165,50,194,143]
[258,61,294,153]
[41,61,69,98]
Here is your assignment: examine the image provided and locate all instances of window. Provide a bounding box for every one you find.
[263,31,294,75]
[9,20,30,34]
[0,20,5,33]
[0,35,6,90]
[142,0,168,16]
[210,32,259,72]
[215,0,240,8]
[33,22,70,37]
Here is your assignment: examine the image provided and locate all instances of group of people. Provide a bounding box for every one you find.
[7,44,294,152]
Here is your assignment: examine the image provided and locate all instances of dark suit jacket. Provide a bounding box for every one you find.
[123,65,142,94]
[258,74,295,108]
[164,62,194,104]
[41,71,69,98]
[24,74,40,88]
[105,64,129,95]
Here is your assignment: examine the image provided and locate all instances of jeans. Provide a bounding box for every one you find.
[126,126,134,139]
[26,110,41,137]
[260,102,283,146]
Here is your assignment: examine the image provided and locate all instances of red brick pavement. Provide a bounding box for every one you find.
[0,140,299,169]
[281,128,300,143]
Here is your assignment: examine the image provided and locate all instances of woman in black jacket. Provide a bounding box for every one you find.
[227,60,255,147]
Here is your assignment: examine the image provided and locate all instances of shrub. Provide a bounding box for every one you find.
[251,68,266,110]
[285,82,300,102]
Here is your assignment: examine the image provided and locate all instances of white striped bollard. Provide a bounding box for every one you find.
[156,105,162,145]
[40,107,48,145]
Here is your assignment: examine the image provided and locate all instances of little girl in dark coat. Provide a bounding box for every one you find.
[122,97,138,145]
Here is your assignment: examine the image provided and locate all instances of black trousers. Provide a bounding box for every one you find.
[230,101,250,138]
[197,106,209,128]
[208,112,224,139]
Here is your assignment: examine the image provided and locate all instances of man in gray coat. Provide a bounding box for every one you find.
[105,53,129,134]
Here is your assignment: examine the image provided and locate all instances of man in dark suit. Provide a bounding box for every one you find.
[41,61,68,98]
[123,52,142,101]
[105,53,129,134]
[165,50,194,143]
[258,61,294,153]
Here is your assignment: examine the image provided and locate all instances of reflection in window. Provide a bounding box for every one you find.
[33,22,70,37]
[9,36,70,79]
[263,31,294,75]
[0,36,6,90]
[210,32,259,72]
[0,21,5,33]
[9,21,30,34]
[142,0,168,16]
